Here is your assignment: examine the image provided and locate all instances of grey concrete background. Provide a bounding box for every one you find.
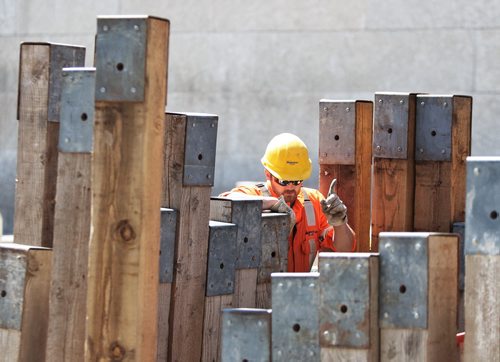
[1,1,500,234]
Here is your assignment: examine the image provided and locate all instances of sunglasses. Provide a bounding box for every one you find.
[274,177,303,186]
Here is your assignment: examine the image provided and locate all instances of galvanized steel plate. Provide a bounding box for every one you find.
[319,100,356,165]
[95,17,147,102]
[221,308,272,361]
[59,68,95,153]
[258,213,290,284]
[231,200,262,269]
[48,44,86,123]
[319,253,372,348]
[0,247,28,330]
[379,232,428,329]
[159,208,177,284]
[465,157,500,255]
[452,222,466,291]
[272,272,320,361]
[183,114,218,186]
[206,221,237,296]
[415,95,452,161]
[373,93,411,159]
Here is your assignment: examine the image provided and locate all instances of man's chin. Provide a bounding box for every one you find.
[283,192,297,203]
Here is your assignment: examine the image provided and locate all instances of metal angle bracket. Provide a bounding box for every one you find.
[465,157,500,256]
[378,232,429,329]
[373,93,411,159]
[95,16,147,102]
[206,221,237,296]
[319,100,356,165]
[221,308,272,362]
[183,113,218,186]
[452,222,466,291]
[59,67,95,153]
[230,200,262,269]
[319,253,373,348]
[415,95,453,161]
[258,213,290,284]
[159,208,178,283]
[272,272,320,361]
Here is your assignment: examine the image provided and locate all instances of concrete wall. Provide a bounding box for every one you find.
[1,0,500,233]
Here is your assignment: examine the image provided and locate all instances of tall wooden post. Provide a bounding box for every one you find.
[319,252,379,361]
[319,99,373,250]
[414,95,472,232]
[0,243,52,361]
[85,16,169,361]
[371,93,417,251]
[378,232,458,361]
[464,157,500,361]
[45,68,94,360]
[163,112,218,361]
[15,42,85,247]
[210,197,262,308]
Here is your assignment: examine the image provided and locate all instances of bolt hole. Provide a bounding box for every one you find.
[490,210,498,220]
[387,128,393,134]
[220,263,224,269]
[243,359,248,362]
[340,305,348,313]
[292,324,301,332]
[400,285,407,294]
[198,154,203,161]
[243,237,248,243]
[334,135,340,141]
[431,130,437,137]
[116,63,124,71]
[1,290,6,297]
[271,251,276,258]
[81,113,88,121]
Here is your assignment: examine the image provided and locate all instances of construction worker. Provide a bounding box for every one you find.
[220,133,356,272]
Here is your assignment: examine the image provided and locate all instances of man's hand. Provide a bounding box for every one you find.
[270,196,296,232]
[320,179,348,227]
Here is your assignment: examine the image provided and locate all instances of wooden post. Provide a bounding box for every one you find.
[45,68,94,360]
[220,308,272,361]
[210,197,262,308]
[163,112,218,361]
[414,95,472,232]
[371,93,417,251]
[463,157,500,361]
[85,16,169,361]
[272,272,320,360]
[0,243,52,361]
[256,213,290,309]
[15,42,85,247]
[202,221,238,362]
[319,100,373,250]
[378,232,458,361]
[319,252,379,361]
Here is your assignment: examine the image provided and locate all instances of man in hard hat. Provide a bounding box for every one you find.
[220,133,356,272]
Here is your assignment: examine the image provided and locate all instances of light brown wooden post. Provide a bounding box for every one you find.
[379,232,458,361]
[163,112,218,362]
[45,68,94,361]
[0,243,52,362]
[210,197,262,308]
[15,42,85,247]
[414,95,472,232]
[319,100,373,251]
[319,252,379,361]
[371,93,417,252]
[202,221,237,362]
[85,16,169,362]
[463,157,500,361]
[256,213,290,309]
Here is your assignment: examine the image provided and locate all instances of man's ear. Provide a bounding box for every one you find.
[264,169,271,180]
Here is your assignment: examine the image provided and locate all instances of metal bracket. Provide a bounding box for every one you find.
[95,17,147,102]
[258,213,290,284]
[272,272,320,360]
[319,100,356,165]
[415,95,452,161]
[378,232,429,329]
[183,113,218,186]
[452,222,465,291]
[159,208,177,284]
[206,221,237,296]
[465,157,500,256]
[373,93,411,159]
[210,198,262,269]
[48,44,86,123]
[221,308,272,361]
[59,68,95,153]
[319,253,373,348]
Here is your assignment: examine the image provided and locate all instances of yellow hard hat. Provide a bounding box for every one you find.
[261,133,312,181]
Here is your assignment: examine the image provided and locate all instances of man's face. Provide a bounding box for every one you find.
[267,171,303,204]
